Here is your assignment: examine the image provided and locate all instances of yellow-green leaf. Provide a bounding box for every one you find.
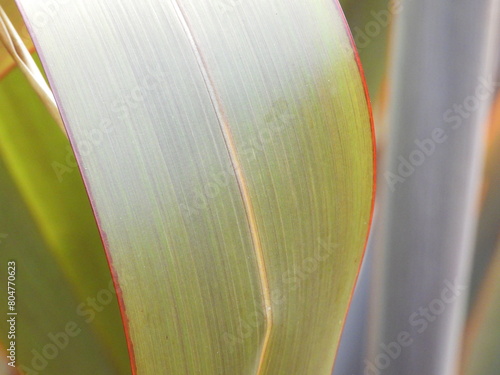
[17,0,374,373]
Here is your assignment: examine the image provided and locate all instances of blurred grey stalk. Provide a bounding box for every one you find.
[365,1,500,375]
[332,222,378,375]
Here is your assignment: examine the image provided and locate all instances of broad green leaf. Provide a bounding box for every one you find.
[18,0,374,374]
[0,66,130,373]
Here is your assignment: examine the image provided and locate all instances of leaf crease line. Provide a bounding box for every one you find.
[170,2,273,373]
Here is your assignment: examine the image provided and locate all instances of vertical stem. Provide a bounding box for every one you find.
[369,0,500,374]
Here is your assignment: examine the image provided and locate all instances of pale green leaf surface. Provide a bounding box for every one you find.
[18,1,374,374]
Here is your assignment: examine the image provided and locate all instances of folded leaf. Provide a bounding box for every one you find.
[17,0,375,373]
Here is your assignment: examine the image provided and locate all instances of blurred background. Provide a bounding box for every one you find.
[1,0,499,374]
[335,1,500,374]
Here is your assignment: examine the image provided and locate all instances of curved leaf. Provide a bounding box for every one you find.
[18,0,375,373]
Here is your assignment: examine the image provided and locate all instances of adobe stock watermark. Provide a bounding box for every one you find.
[385,75,500,192]
[222,236,339,351]
[52,66,167,182]
[359,279,466,375]
[179,99,293,219]
[215,0,243,16]
[351,0,402,52]
[31,0,72,28]
[19,280,117,375]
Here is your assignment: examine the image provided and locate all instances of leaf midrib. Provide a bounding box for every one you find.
[170,1,273,374]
